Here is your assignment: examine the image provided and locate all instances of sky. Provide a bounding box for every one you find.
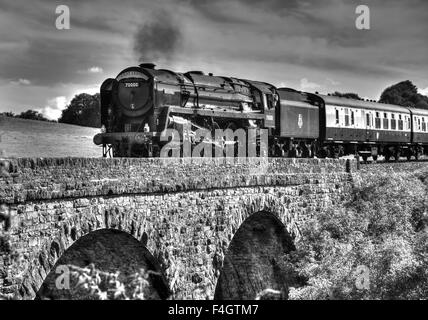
[0,0,428,120]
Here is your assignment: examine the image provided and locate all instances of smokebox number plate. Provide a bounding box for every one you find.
[124,82,140,88]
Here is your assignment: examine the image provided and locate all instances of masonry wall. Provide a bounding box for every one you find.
[0,157,357,299]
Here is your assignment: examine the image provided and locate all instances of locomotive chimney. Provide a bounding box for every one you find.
[139,63,156,69]
[188,71,204,75]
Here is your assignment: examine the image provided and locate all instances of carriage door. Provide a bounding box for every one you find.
[263,93,276,128]
[364,111,374,141]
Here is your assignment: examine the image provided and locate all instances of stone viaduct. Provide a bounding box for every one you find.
[0,157,357,300]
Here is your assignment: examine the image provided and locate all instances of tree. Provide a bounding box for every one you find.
[0,112,15,117]
[330,91,362,100]
[379,80,428,109]
[59,93,101,128]
[18,110,49,121]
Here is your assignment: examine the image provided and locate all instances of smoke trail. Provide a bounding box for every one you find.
[133,10,182,63]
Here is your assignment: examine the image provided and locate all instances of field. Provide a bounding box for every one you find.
[0,116,100,158]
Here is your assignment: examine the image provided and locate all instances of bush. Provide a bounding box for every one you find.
[47,264,160,300]
[289,169,428,300]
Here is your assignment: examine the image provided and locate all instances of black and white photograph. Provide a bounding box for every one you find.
[0,0,427,312]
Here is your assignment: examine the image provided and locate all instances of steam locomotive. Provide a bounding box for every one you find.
[93,63,428,161]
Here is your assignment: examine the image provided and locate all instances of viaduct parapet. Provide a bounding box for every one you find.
[0,157,356,299]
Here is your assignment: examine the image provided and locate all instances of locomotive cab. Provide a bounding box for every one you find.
[242,80,278,130]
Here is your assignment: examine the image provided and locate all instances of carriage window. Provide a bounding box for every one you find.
[366,113,370,127]
[391,114,396,130]
[345,108,349,126]
[351,110,355,125]
[407,116,411,130]
[422,117,427,132]
[398,114,403,130]
[375,112,381,129]
[335,109,339,125]
[418,118,421,131]
[383,113,389,129]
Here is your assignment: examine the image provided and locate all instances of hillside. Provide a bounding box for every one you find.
[0,116,101,158]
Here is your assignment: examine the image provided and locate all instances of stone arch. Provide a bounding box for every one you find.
[214,210,298,300]
[240,193,301,239]
[35,229,170,299]
[12,196,172,300]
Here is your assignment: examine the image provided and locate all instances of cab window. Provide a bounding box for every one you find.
[253,92,262,109]
[266,94,276,109]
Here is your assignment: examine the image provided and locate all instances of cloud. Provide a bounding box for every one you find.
[326,78,340,86]
[39,85,100,120]
[78,66,104,74]
[0,0,132,87]
[71,85,99,96]
[39,96,67,120]
[88,66,103,73]
[418,87,428,96]
[184,0,302,23]
[10,78,31,86]
[300,78,321,91]
[0,0,428,114]
[277,82,289,88]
